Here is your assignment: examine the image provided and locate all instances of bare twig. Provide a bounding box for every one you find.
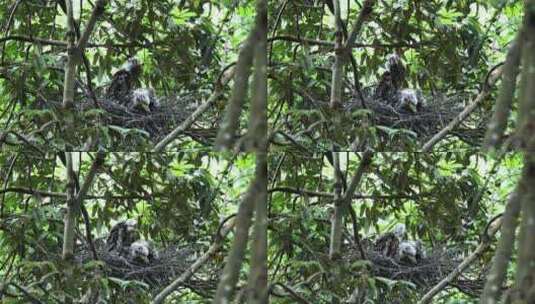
[152,66,234,152]
[421,66,503,152]
[418,216,503,304]
[151,219,236,304]
[270,282,312,304]
[268,186,426,200]
[268,35,427,49]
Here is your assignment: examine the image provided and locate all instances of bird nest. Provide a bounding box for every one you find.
[75,239,219,296]
[77,93,197,142]
[32,90,218,149]
[345,87,486,143]
[344,244,484,297]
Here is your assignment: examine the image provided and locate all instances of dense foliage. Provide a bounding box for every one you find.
[2,0,535,303]
[0,0,255,151]
[0,152,255,302]
[268,151,520,303]
[268,0,521,151]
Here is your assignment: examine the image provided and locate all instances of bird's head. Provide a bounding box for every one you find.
[386,54,402,71]
[130,241,150,263]
[399,241,418,264]
[122,57,142,79]
[124,219,137,232]
[398,89,421,113]
[393,223,406,240]
[131,88,155,113]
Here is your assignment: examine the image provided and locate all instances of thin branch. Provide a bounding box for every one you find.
[0,34,156,48]
[74,152,106,261]
[268,186,426,200]
[421,66,503,152]
[0,187,151,201]
[74,151,105,203]
[7,282,43,304]
[153,65,235,152]
[268,35,428,49]
[348,204,366,259]
[152,219,236,304]
[343,0,376,49]
[0,35,67,47]
[418,216,504,304]
[270,282,312,304]
[76,0,108,51]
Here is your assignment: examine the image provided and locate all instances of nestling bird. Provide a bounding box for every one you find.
[128,88,160,113]
[398,240,426,264]
[374,54,407,101]
[374,223,406,257]
[128,239,159,264]
[386,54,406,89]
[106,58,142,104]
[106,219,139,256]
[397,88,425,113]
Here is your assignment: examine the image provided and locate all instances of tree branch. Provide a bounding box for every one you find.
[329,0,344,109]
[421,66,503,152]
[246,152,268,303]
[76,0,108,51]
[61,0,77,109]
[480,188,522,303]
[270,282,312,304]
[244,0,268,153]
[0,187,150,201]
[153,65,235,152]
[213,146,266,303]
[268,186,425,200]
[268,35,429,49]
[62,151,105,261]
[418,216,503,304]
[329,151,373,259]
[343,0,376,49]
[483,37,522,150]
[215,26,257,149]
[62,152,77,261]
[152,218,236,304]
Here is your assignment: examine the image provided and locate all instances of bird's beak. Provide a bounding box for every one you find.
[142,103,151,113]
